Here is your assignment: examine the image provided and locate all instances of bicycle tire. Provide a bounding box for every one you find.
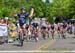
[19,32,24,46]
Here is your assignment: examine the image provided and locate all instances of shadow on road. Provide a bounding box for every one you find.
[0,41,4,45]
[13,44,22,47]
[70,42,75,44]
[72,37,75,38]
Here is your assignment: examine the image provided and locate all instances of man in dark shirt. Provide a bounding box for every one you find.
[17,7,29,27]
[14,7,34,46]
[14,7,34,28]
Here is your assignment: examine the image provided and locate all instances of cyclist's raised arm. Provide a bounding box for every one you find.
[28,7,34,19]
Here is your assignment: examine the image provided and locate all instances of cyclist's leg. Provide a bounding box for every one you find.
[62,29,66,39]
[58,29,61,38]
[52,30,54,39]
[43,28,46,39]
[41,29,45,39]
[33,28,38,42]
[50,28,54,39]
[27,25,30,40]
[36,28,39,41]
[46,28,49,38]
[74,27,75,34]
[18,28,23,46]
[23,24,28,41]
[57,30,59,38]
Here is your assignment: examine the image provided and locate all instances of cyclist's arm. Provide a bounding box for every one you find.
[28,7,34,19]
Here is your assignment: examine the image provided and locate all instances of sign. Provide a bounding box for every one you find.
[0,24,8,37]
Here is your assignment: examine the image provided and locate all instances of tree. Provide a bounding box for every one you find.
[0,0,75,23]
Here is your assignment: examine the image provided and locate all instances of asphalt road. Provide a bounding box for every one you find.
[0,32,75,53]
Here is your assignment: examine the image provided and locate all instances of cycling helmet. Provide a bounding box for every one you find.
[20,7,26,11]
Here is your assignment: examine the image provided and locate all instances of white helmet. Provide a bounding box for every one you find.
[5,17,8,20]
[41,18,46,21]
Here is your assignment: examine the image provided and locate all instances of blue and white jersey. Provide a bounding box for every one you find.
[17,13,29,26]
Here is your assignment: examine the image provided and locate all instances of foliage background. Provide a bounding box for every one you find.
[0,0,75,23]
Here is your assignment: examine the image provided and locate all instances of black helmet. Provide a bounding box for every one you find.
[20,7,26,11]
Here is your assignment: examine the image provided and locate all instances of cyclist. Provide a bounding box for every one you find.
[32,20,39,41]
[73,23,75,35]
[50,24,55,39]
[46,21,51,38]
[68,22,72,34]
[57,23,61,38]
[61,22,67,39]
[54,23,58,34]
[72,23,75,35]
[41,19,47,39]
[14,7,34,46]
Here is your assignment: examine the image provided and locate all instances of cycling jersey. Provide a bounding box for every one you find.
[32,23,39,28]
[17,13,29,26]
[63,24,67,28]
[41,21,47,27]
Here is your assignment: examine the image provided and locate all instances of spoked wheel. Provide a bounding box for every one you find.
[69,31,72,34]
[18,32,24,47]
[34,36,38,42]
[52,33,54,39]
[34,33,38,42]
[74,33,75,35]
[46,31,50,38]
[62,35,66,39]
[61,32,66,39]
[51,30,54,39]
[58,31,61,38]
[23,34,28,42]
[42,32,46,40]
[52,35,54,39]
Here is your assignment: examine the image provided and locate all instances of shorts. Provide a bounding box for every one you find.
[19,23,24,27]
[58,28,60,31]
[33,26,38,29]
[41,26,46,29]
[20,23,26,29]
[25,24,29,29]
[48,28,50,31]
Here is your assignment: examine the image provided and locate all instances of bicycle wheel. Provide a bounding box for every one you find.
[19,32,24,46]
[61,32,66,39]
[42,32,46,39]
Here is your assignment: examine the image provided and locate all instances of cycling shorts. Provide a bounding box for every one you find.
[41,26,46,29]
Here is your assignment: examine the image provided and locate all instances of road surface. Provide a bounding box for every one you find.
[0,32,75,53]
